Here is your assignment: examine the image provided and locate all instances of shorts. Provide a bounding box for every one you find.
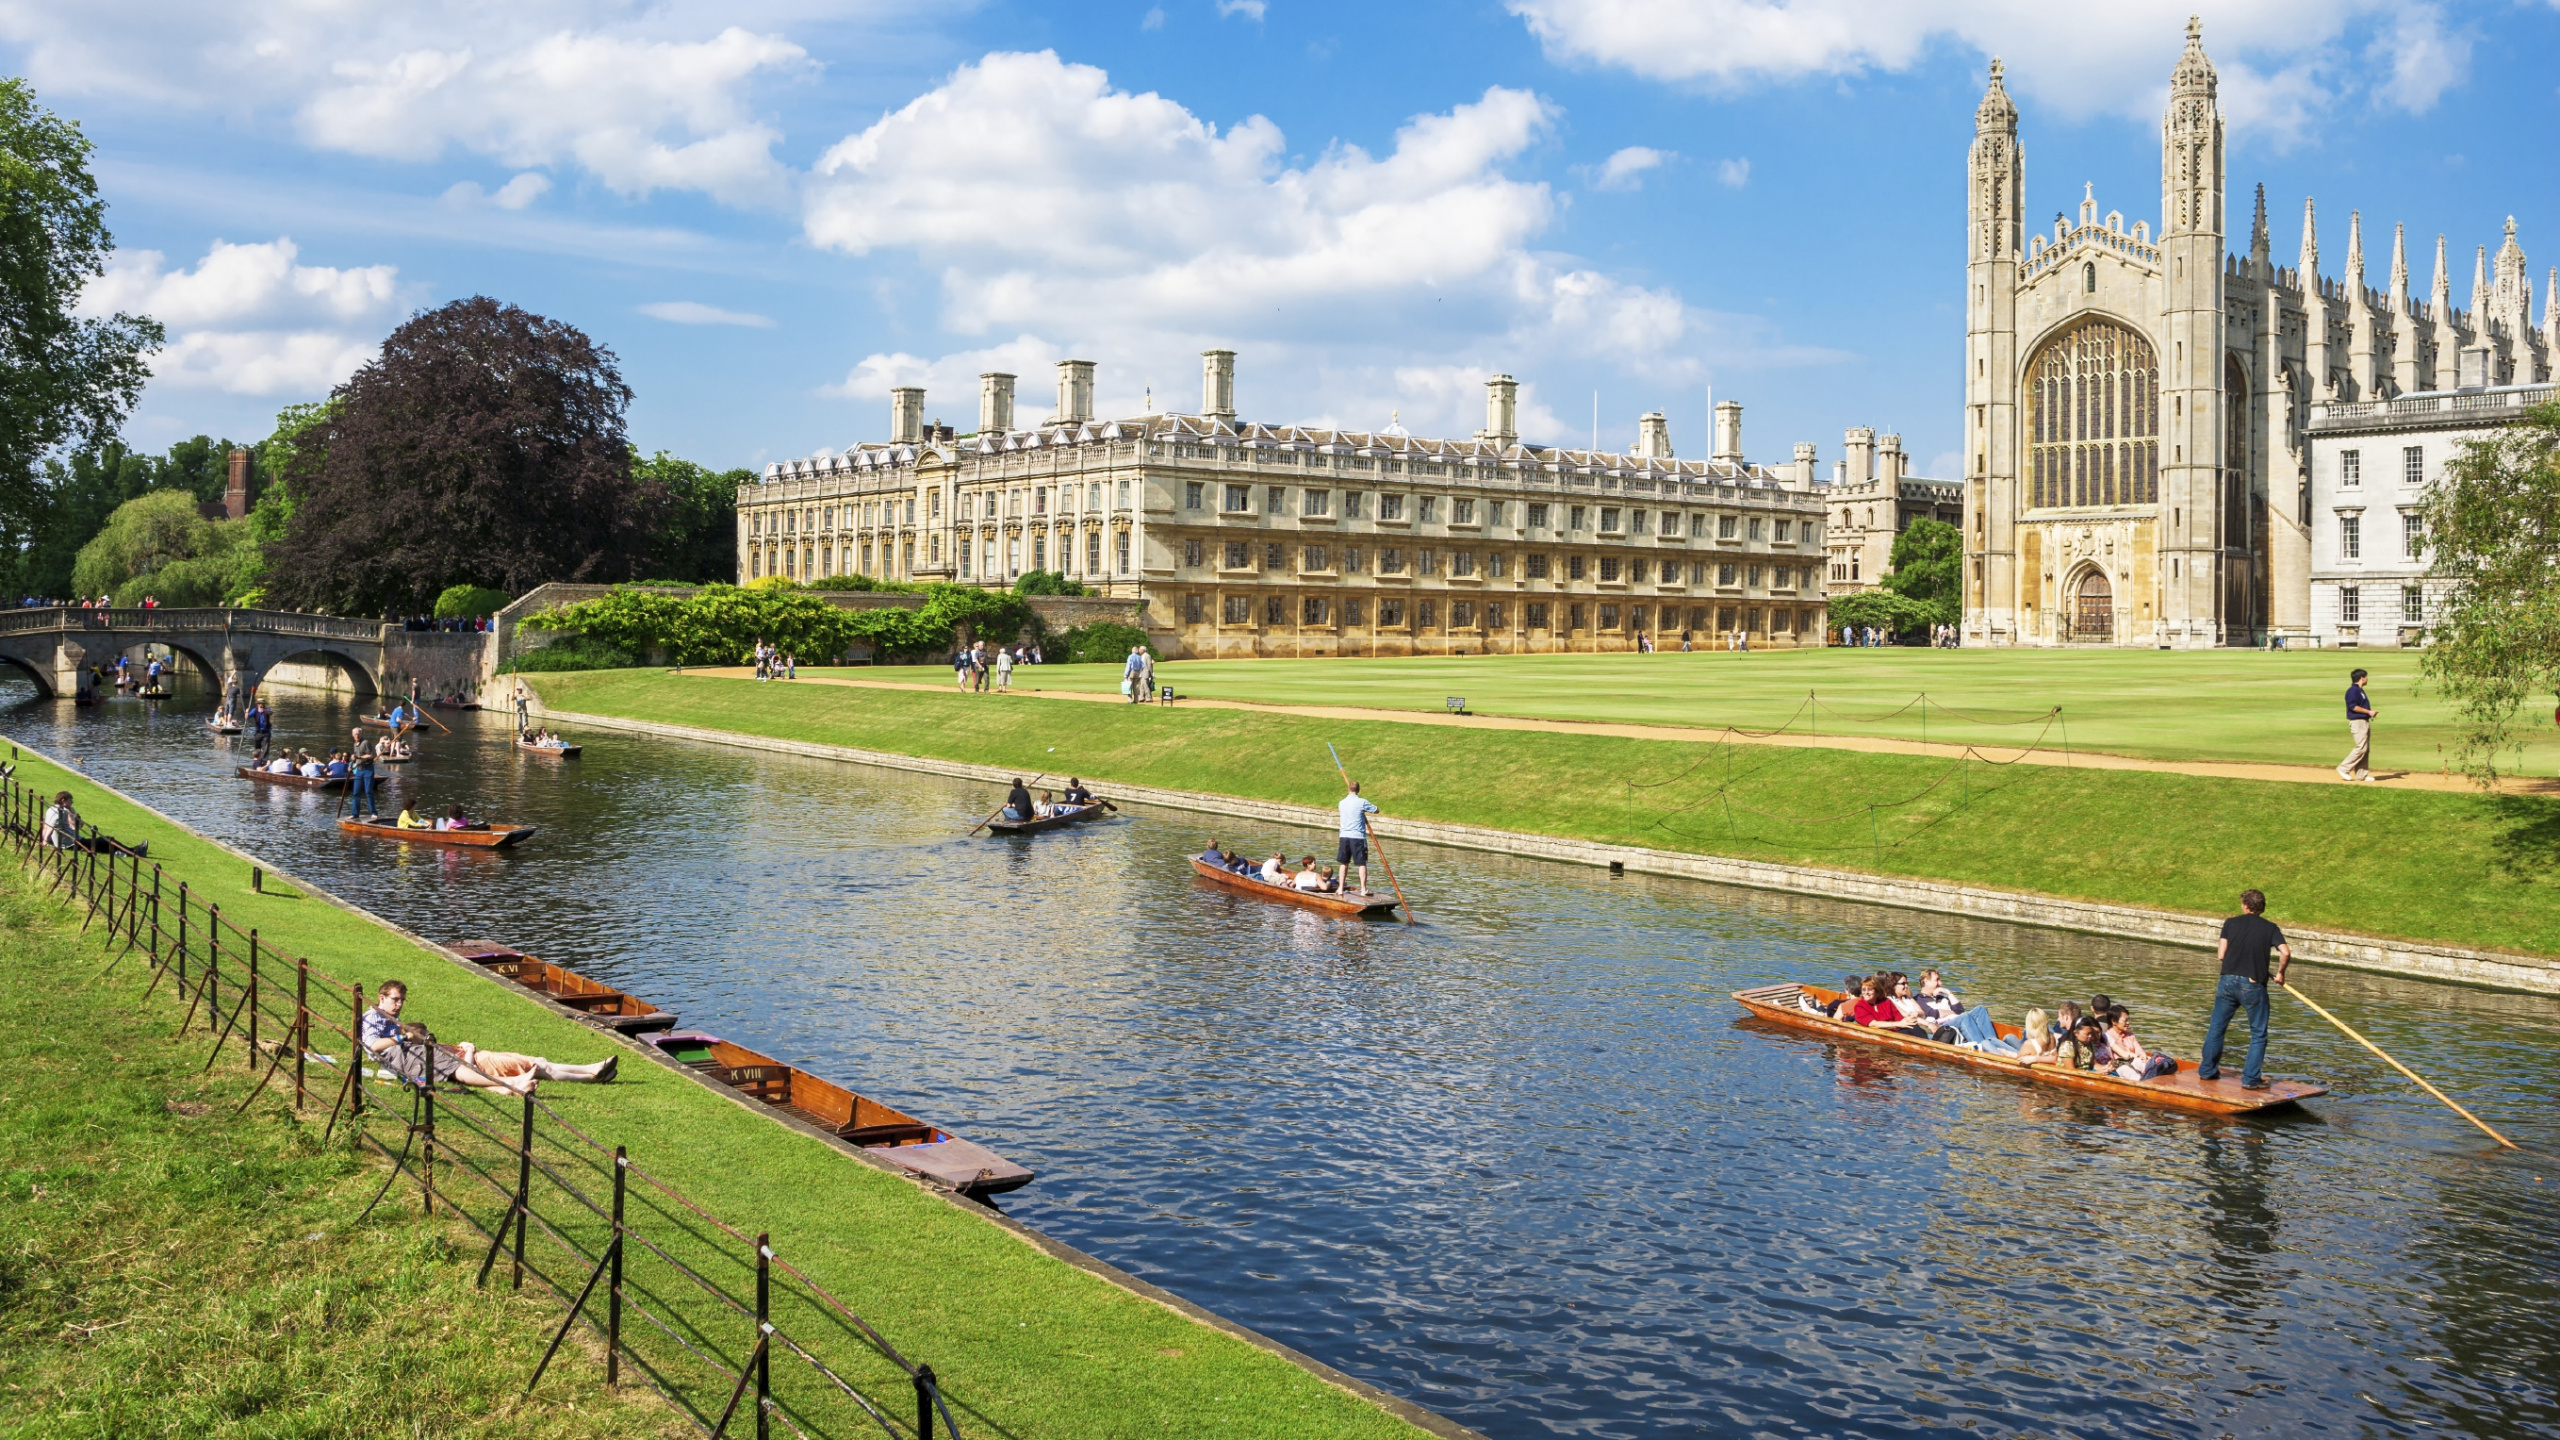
[1336,837,1369,865]
[388,1041,463,1086]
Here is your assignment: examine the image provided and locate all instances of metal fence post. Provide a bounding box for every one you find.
[246,930,260,1067]
[349,983,366,1125]
[294,957,309,1110]
[512,1093,534,1290]
[756,1231,772,1440]
[176,883,189,990]
[608,1146,626,1388]
[916,1363,939,1440]
[421,1077,436,1217]
[147,864,162,964]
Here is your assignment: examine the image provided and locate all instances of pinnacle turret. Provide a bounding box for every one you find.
[1976,57,2016,131]
[2473,245,2490,318]
[2389,222,2409,311]
[2432,233,2450,315]
[2344,211,2365,302]
[2170,15,2216,95]
[2298,198,2317,279]
[2250,182,2269,262]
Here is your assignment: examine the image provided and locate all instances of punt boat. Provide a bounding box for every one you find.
[517,738,582,758]
[1732,982,2328,1116]
[450,939,677,1033]
[336,816,535,848]
[207,717,242,735]
[237,764,347,791]
[647,1031,1034,1197]
[1188,856,1403,917]
[984,801,1107,835]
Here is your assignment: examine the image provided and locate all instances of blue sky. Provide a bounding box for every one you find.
[16,0,2557,480]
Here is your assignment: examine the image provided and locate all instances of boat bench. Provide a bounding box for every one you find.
[839,1121,940,1147]
[713,1063,794,1105]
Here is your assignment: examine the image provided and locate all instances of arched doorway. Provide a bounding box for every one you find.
[2074,569,2114,642]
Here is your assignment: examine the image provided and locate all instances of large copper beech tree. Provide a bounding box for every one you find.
[266,298,664,614]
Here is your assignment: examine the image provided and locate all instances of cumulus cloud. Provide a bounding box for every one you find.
[1505,0,2467,129]
[0,2,809,204]
[1714,157,1749,188]
[77,238,408,395]
[441,171,554,210]
[1588,145,1669,191]
[640,300,777,328]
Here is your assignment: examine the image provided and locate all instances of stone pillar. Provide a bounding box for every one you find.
[1481,375,1518,445]
[891,387,925,445]
[1201,350,1236,422]
[979,373,1015,435]
[1712,401,1744,464]
[1054,360,1096,425]
[51,640,85,700]
[1634,411,1672,458]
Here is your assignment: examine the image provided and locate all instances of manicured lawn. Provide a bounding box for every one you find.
[535,670,2560,956]
[880,647,2557,775]
[0,744,1438,1440]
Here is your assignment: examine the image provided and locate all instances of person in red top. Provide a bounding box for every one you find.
[1850,977,1915,1030]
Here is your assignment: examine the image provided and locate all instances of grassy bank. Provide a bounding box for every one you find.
[536,669,2560,955]
[0,743,1438,1439]
[895,647,2553,774]
[0,857,681,1436]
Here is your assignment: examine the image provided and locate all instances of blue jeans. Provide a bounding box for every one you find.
[351,770,377,815]
[2199,973,2270,1084]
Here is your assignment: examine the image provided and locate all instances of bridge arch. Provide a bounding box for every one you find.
[0,650,57,699]
[264,645,382,699]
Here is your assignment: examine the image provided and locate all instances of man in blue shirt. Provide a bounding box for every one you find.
[2338,667,2376,782]
[1336,782,1380,895]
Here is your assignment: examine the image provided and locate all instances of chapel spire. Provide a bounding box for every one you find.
[2159,17,2222,237]
[2389,222,2408,312]
[2250,182,2270,268]
[2472,245,2490,319]
[2431,233,2450,316]
[2298,198,2318,280]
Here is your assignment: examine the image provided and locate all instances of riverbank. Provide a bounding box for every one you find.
[525,669,2560,962]
[0,741,1466,1439]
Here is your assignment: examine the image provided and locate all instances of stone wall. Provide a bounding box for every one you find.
[381,630,496,702]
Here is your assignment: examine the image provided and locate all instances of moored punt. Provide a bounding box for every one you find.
[1188,856,1402,917]
[451,939,677,1034]
[517,739,582,758]
[1732,983,2328,1116]
[983,801,1107,836]
[336,816,535,848]
[648,1032,1034,1197]
[236,764,348,791]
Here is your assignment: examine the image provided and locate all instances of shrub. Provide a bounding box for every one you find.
[1825,589,1943,643]
[1056,620,1152,664]
[509,636,635,671]
[434,583,512,619]
[1011,570,1086,597]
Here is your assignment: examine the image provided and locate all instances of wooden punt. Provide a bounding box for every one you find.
[207,718,242,734]
[336,817,535,848]
[517,739,582,758]
[237,764,348,791]
[1188,856,1402,917]
[137,686,170,699]
[983,802,1107,835]
[451,940,677,1034]
[1733,983,2328,1116]
[648,1031,1034,1197]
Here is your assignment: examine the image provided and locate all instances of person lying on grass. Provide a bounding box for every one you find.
[359,980,617,1094]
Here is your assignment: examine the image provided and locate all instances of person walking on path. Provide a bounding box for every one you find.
[2199,888,2291,1090]
[1136,645,1156,702]
[1336,780,1380,896]
[2338,668,2377,782]
[994,646,1015,691]
[1122,645,1148,703]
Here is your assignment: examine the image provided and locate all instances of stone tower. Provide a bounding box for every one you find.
[2156,16,2232,644]
[1963,57,2023,641]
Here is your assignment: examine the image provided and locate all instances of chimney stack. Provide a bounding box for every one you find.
[1844,426,1876,483]
[890,387,926,445]
[979,373,1016,435]
[1481,374,1519,445]
[224,448,250,520]
[1791,441,1818,490]
[1201,349,1236,422]
[2457,344,2491,389]
[1711,400,1744,465]
[1634,411,1672,459]
[1054,359,1096,425]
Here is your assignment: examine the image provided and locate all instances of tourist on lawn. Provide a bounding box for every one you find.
[953,647,972,691]
[361,981,615,1093]
[2339,667,2376,782]
[995,646,1015,690]
[2200,888,2291,1090]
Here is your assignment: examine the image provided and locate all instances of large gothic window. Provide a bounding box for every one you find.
[2027,319,2160,509]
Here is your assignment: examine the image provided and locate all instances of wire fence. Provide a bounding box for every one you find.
[2,768,969,1439]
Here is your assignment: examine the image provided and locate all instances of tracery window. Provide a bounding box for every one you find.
[2027,318,2159,509]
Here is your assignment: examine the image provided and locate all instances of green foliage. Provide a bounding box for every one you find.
[509,635,636,672]
[70,489,248,605]
[0,80,163,543]
[1826,589,1943,642]
[1055,621,1153,663]
[1881,517,1962,623]
[433,583,512,619]
[2419,399,2560,786]
[1011,569,1087,596]
[803,573,923,593]
[526,582,1036,665]
[634,449,747,584]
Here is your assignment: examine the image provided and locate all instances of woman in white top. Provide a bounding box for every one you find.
[1292,860,1330,892]
[2013,1008,2060,1066]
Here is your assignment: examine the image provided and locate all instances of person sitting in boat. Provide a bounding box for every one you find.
[396,805,429,829]
[1002,777,1034,822]
[1199,839,1227,865]
[2050,1000,2083,1044]
[1850,977,1922,1032]
[1292,857,1329,891]
[264,753,295,775]
[1062,778,1094,807]
[1916,970,1964,1022]
[325,751,350,779]
[1033,790,1060,819]
[1258,852,1289,884]
[1222,848,1254,874]
[436,804,481,831]
[299,752,327,779]
[2013,1009,2061,1065]
[2103,1008,2177,1081]
[1886,974,1939,1035]
[2056,1017,2104,1071]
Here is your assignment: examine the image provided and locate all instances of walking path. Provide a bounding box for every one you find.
[681,669,2556,796]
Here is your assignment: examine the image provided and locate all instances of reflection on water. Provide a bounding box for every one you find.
[7,681,2557,1440]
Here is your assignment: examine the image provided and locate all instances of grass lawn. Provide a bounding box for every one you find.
[535,670,2560,956]
[0,862,685,1438]
[886,647,2560,775]
[0,744,1439,1440]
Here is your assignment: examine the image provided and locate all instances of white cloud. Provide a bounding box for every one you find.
[640,300,778,328]
[1142,7,1166,30]
[441,171,554,210]
[1216,0,1268,20]
[77,238,408,396]
[1714,157,1749,188]
[803,52,1831,443]
[1589,145,1669,191]
[1505,0,2463,130]
[0,3,810,205]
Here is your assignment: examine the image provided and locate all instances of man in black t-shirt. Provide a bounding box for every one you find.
[2201,888,2291,1089]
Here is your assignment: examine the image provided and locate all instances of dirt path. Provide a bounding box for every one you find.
[679,668,2555,796]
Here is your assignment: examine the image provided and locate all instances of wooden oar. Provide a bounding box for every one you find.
[2285,984,2518,1149]
[1326,743,1412,924]
[967,773,1046,836]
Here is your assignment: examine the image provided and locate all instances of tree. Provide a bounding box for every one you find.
[1,440,153,597]
[2418,399,2560,786]
[266,297,661,614]
[635,450,745,584]
[1826,588,1941,643]
[0,80,162,545]
[1881,516,1961,626]
[1012,569,1086,596]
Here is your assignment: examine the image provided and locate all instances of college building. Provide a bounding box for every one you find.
[741,355,1837,658]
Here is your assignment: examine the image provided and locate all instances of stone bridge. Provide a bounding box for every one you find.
[0,607,402,700]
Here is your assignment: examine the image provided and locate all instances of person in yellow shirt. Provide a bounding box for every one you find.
[395,805,427,829]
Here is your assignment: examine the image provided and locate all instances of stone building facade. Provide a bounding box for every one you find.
[742,358,1832,658]
[1819,428,1963,592]
[1962,20,2556,648]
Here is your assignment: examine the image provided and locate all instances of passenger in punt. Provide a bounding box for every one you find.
[1887,974,1938,1033]
[1199,839,1227,865]
[298,751,327,779]
[2104,1007,2177,1080]
[1003,777,1033,822]
[1259,852,1289,884]
[1916,970,1964,1023]
[1033,790,1058,819]
[1062,778,1094,806]
[1852,977,1928,1032]
[1292,857,1331,892]
[1825,976,1864,1020]
[2051,1001,2084,1043]
[396,805,428,829]
[2057,1017,2104,1070]
[325,751,349,779]
[2014,1009,2060,1065]
[436,803,480,831]
[1222,848,1253,874]
[266,753,296,774]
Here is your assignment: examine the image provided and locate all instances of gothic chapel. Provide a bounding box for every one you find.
[1961,20,2556,647]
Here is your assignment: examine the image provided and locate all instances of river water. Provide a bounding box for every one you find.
[7,680,2556,1440]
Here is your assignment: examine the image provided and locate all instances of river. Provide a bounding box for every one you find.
[7,679,2555,1439]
